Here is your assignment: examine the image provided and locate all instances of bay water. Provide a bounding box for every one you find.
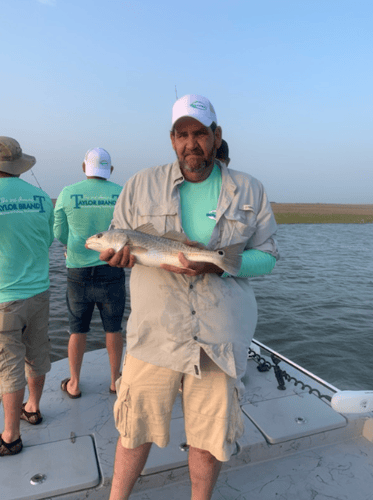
[49,224,373,391]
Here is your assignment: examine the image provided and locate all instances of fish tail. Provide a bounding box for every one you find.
[220,243,244,276]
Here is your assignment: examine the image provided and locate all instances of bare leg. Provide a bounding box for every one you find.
[109,439,152,500]
[66,333,86,396]
[106,332,123,392]
[188,446,222,500]
[1,388,25,442]
[24,374,45,413]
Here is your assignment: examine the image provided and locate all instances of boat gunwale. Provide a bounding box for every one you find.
[251,339,340,394]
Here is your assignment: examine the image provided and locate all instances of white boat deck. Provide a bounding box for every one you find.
[1,346,372,500]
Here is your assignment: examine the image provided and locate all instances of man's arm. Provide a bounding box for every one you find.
[221,248,276,278]
[230,177,279,278]
[46,197,55,247]
[53,193,69,245]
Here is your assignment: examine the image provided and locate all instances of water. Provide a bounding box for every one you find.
[49,224,373,391]
[251,224,373,391]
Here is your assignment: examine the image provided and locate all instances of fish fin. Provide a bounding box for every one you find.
[162,230,189,243]
[116,243,127,252]
[135,222,161,237]
[219,243,244,276]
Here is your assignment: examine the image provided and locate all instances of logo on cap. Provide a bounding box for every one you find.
[190,101,207,110]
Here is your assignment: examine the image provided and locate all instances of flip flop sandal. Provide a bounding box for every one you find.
[0,434,23,456]
[20,403,43,425]
[61,378,81,399]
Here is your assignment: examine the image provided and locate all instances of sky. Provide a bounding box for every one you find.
[1,0,372,203]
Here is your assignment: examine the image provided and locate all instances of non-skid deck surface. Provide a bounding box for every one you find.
[1,349,372,500]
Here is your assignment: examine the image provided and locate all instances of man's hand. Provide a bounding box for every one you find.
[160,240,223,276]
[97,245,136,268]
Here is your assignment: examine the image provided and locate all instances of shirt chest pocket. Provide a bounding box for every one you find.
[135,203,179,235]
[220,205,257,246]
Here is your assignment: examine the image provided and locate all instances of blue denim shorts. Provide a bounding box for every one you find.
[66,265,126,334]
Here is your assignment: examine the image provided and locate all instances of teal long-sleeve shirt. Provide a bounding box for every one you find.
[53,178,122,268]
[0,178,54,302]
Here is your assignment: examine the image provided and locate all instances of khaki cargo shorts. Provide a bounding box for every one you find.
[114,349,245,462]
[0,290,51,396]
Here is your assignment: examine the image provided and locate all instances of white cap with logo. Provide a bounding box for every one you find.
[84,148,111,179]
[171,94,218,129]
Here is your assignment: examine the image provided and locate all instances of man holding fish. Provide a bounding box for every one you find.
[87,94,279,499]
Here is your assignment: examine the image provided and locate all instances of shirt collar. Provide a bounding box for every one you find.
[219,162,238,197]
[171,160,185,186]
[171,159,237,193]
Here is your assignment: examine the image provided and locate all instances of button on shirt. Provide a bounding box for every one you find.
[111,160,278,383]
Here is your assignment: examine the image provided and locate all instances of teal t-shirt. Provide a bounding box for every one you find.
[179,163,222,246]
[53,178,122,268]
[178,164,276,277]
[0,178,54,302]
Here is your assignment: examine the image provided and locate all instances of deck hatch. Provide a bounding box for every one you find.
[242,393,347,444]
[0,435,100,500]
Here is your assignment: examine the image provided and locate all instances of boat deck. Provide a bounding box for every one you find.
[1,347,372,500]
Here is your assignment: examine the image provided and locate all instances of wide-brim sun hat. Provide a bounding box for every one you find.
[171,94,218,129]
[0,136,36,174]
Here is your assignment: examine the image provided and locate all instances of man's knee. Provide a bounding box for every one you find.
[188,446,222,468]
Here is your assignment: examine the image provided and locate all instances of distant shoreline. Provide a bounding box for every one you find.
[270,203,373,224]
[51,200,373,224]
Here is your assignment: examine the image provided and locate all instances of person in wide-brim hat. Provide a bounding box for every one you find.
[0,136,54,457]
[0,136,36,175]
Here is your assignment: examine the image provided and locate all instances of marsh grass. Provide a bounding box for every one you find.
[271,204,373,224]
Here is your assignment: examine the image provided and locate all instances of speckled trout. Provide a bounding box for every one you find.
[86,222,243,276]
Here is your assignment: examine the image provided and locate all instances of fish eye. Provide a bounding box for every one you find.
[218,250,224,256]
[97,233,103,238]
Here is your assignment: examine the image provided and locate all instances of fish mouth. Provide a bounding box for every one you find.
[85,236,100,249]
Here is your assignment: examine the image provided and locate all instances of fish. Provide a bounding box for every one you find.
[86,222,243,276]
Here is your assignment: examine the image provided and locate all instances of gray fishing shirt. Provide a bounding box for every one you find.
[111,160,278,384]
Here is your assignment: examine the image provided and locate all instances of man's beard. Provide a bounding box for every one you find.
[177,148,215,173]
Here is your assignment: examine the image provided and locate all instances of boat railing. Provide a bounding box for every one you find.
[249,339,339,400]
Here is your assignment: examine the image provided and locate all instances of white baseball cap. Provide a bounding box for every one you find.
[171,94,218,129]
[84,148,111,179]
